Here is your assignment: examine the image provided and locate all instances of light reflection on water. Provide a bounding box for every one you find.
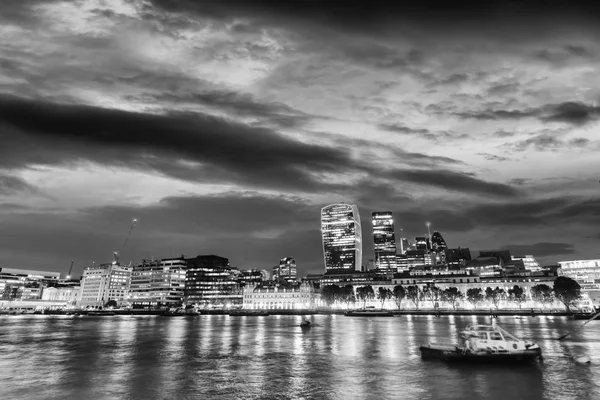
[1,314,600,399]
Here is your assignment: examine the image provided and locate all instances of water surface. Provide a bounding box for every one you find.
[1,314,598,399]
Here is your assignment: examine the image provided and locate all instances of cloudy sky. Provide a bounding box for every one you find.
[1,0,599,277]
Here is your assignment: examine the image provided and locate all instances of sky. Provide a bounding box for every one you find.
[1,0,599,278]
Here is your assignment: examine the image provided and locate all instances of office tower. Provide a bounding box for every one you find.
[185,255,240,307]
[372,211,397,272]
[430,231,447,252]
[128,257,187,308]
[78,262,132,307]
[273,257,297,283]
[321,203,362,273]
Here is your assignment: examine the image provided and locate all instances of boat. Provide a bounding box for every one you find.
[87,311,115,316]
[344,310,394,317]
[419,324,542,363]
[229,310,270,316]
[300,319,311,327]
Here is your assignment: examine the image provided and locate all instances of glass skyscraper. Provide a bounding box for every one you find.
[321,203,362,273]
[372,211,397,272]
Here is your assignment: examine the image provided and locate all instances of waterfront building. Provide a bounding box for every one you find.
[404,250,432,269]
[0,268,60,301]
[41,286,80,306]
[558,259,600,290]
[78,262,132,307]
[321,203,362,273]
[304,271,380,287]
[242,282,322,310]
[185,255,241,307]
[128,257,187,308]
[372,211,397,273]
[273,257,298,283]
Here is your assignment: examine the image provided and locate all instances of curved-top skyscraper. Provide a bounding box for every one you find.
[321,203,362,273]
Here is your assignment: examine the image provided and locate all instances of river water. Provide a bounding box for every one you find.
[0,314,599,399]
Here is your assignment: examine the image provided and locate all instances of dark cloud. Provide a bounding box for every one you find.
[387,169,520,198]
[501,242,577,257]
[541,102,600,125]
[509,178,531,186]
[509,133,590,152]
[429,73,469,86]
[457,101,600,126]
[0,173,38,195]
[0,94,351,193]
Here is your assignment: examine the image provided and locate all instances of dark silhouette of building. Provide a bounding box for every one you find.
[478,250,512,265]
[444,247,472,268]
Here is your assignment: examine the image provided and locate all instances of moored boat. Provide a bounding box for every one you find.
[419,324,542,363]
[87,311,116,316]
[229,310,270,316]
[344,310,394,317]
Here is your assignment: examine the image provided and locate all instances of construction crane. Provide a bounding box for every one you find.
[113,218,137,265]
[66,260,74,280]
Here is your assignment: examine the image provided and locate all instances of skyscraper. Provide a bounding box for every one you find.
[321,203,362,273]
[372,211,397,272]
[430,231,448,252]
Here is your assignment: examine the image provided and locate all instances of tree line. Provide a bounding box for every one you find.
[319,277,583,311]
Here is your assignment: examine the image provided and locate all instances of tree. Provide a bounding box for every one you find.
[406,285,421,309]
[553,276,581,313]
[466,288,484,309]
[508,285,527,309]
[392,285,406,309]
[485,287,506,310]
[422,283,442,308]
[356,285,375,309]
[531,284,554,309]
[339,285,355,308]
[104,299,118,309]
[442,287,464,310]
[321,284,341,307]
[377,287,393,309]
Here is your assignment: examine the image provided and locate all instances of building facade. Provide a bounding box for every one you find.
[0,268,60,301]
[321,203,362,273]
[78,262,132,307]
[185,255,241,307]
[242,283,322,310]
[558,259,600,291]
[41,286,80,306]
[372,211,397,272]
[128,257,187,308]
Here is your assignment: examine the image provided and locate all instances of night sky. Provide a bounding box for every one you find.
[1,0,599,277]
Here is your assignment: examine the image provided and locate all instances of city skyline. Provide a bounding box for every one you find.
[1,0,600,277]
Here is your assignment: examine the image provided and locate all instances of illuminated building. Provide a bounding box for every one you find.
[273,257,297,283]
[372,211,397,273]
[1,268,60,301]
[128,257,187,308]
[236,269,266,287]
[430,231,448,252]
[242,282,322,310]
[184,255,241,307]
[558,259,600,290]
[321,203,362,273]
[41,286,80,306]
[414,237,431,252]
[511,255,542,272]
[78,262,132,307]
